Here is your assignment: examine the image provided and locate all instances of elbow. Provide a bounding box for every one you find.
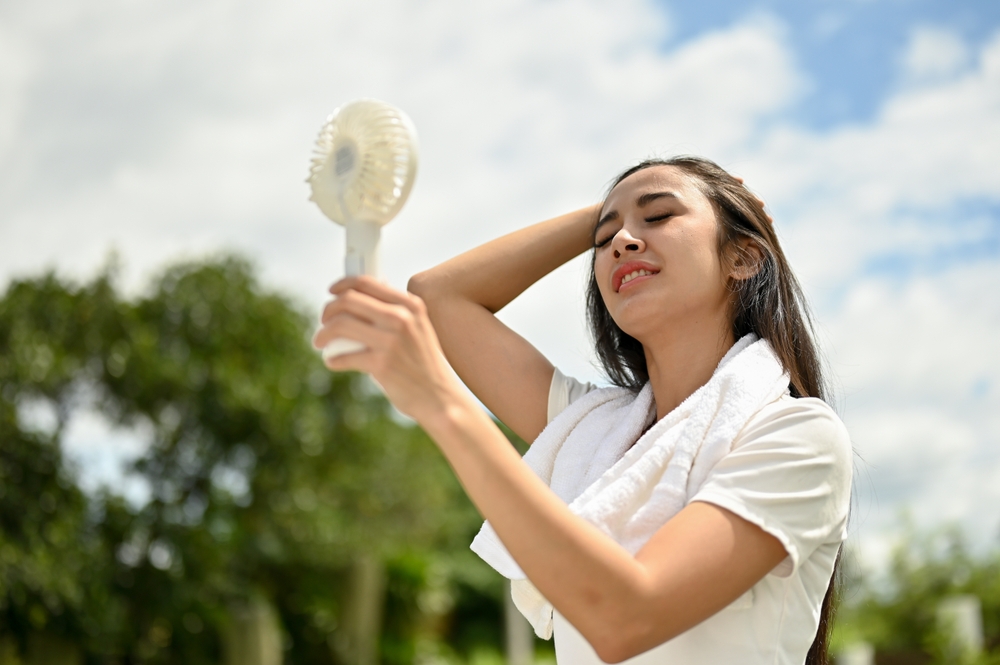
[406,269,446,303]
[592,636,645,665]
[587,613,667,664]
[406,271,441,312]
[406,270,431,298]
[593,643,628,664]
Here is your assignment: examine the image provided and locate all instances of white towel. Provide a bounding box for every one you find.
[469,334,789,638]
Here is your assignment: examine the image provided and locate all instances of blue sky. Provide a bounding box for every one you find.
[1,0,999,572]
[861,200,1000,281]
[666,0,1000,128]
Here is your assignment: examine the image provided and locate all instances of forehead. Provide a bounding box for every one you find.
[603,165,704,209]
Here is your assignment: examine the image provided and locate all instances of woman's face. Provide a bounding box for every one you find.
[593,165,732,343]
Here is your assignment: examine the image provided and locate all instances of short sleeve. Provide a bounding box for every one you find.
[547,368,598,424]
[689,396,852,577]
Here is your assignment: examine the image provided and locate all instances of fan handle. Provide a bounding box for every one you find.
[345,219,380,277]
[321,219,381,360]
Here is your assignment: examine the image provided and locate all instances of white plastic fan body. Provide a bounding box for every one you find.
[308,99,418,358]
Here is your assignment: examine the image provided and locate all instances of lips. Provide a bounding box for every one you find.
[612,261,660,292]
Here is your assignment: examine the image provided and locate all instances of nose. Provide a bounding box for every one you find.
[611,226,645,259]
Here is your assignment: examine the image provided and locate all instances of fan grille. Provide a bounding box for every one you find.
[308,100,417,226]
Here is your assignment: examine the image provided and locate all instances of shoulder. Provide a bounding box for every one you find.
[736,394,852,467]
[718,393,854,530]
[692,394,853,573]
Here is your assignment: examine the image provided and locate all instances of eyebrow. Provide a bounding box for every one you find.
[635,190,679,207]
[594,191,680,237]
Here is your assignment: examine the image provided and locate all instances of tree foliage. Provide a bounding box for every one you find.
[834,524,1000,664]
[0,256,498,664]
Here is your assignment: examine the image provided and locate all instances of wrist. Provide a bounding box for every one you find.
[413,384,479,435]
[568,204,602,252]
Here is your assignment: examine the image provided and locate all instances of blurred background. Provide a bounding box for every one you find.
[1,0,998,663]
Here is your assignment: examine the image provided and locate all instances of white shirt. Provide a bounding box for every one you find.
[546,369,852,665]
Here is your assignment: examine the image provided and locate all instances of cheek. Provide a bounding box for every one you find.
[592,253,613,296]
[693,252,731,302]
[691,242,725,279]
[680,222,724,272]
[667,236,728,301]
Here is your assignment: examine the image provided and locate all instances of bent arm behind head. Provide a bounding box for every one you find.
[407,205,600,441]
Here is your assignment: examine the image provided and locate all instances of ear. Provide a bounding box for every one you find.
[727,237,764,281]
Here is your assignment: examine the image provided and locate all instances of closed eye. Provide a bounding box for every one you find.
[593,224,621,248]
[594,213,671,247]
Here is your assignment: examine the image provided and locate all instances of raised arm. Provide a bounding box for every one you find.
[407,204,599,442]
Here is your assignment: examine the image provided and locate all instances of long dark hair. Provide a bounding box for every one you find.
[586,156,838,664]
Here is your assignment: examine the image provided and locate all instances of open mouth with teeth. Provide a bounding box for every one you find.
[621,269,654,286]
[613,263,660,292]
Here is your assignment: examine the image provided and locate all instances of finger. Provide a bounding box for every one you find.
[322,344,377,374]
[320,294,383,326]
[312,313,393,351]
[320,290,416,334]
[312,312,387,350]
[749,195,774,225]
[329,275,420,311]
[737,182,773,226]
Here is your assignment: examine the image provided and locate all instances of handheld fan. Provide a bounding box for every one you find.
[307,99,419,359]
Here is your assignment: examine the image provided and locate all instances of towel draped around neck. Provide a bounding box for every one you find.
[469,334,790,638]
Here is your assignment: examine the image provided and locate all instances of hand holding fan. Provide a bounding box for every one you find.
[307,99,419,359]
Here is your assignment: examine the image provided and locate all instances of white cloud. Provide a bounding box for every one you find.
[0,22,37,176]
[901,26,971,84]
[743,30,1000,294]
[821,261,1000,565]
[828,263,1000,400]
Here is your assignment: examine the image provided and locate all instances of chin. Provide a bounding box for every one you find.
[611,308,668,341]
[612,295,711,339]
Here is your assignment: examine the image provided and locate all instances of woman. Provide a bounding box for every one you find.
[312,157,851,664]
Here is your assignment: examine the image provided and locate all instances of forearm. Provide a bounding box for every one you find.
[418,393,658,657]
[419,398,764,662]
[408,205,598,312]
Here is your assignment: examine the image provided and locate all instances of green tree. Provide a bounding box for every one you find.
[0,257,499,664]
[834,524,1000,664]
[0,271,125,663]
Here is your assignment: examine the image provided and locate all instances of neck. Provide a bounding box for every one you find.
[642,315,735,421]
